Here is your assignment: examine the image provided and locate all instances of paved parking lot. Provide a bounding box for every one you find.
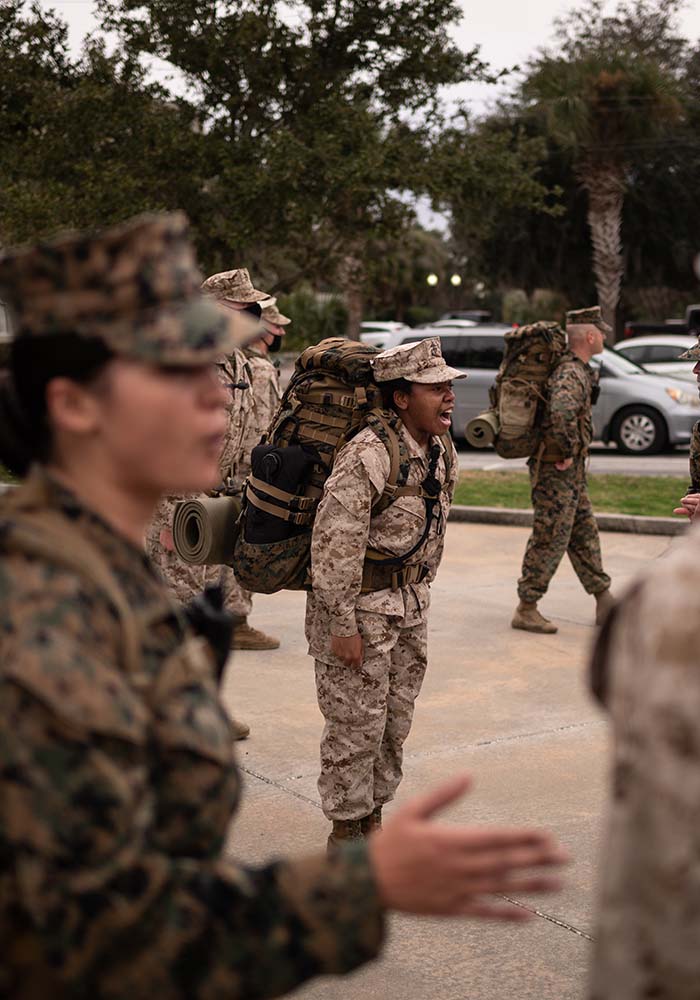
[220,521,678,1000]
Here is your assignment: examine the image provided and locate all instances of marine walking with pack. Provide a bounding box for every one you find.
[467,307,614,633]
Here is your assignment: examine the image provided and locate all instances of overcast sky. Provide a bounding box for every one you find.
[39,0,700,230]
[41,0,700,111]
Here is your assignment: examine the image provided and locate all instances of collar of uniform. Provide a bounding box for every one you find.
[399,423,446,463]
[36,468,157,575]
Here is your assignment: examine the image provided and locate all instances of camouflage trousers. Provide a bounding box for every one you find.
[204,564,252,619]
[314,611,428,822]
[517,459,610,604]
[146,497,205,605]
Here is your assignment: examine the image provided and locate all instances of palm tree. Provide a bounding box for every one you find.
[524,43,682,337]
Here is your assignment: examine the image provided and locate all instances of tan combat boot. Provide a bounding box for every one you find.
[326,819,364,855]
[511,601,558,634]
[595,589,615,626]
[360,806,383,836]
[230,716,251,741]
[231,619,280,651]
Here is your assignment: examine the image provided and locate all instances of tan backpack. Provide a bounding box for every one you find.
[233,337,452,594]
[466,321,568,458]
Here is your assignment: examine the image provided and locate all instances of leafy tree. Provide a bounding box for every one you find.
[96,0,495,334]
[0,3,207,249]
[522,0,685,335]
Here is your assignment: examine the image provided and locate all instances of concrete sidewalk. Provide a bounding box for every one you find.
[220,523,675,1000]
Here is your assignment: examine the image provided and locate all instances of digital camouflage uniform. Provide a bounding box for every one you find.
[307,424,457,821]
[197,272,281,628]
[589,523,700,1000]
[202,349,255,618]
[689,420,700,493]
[0,213,384,997]
[0,473,383,998]
[518,350,611,603]
[238,348,282,482]
[146,349,254,613]
[307,337,462,824]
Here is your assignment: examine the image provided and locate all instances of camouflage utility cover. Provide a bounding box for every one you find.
[566,305,612,335]
[0,471,383,996]
[201,267,275,306]
[0,212,242,364]
[372,337,466,384]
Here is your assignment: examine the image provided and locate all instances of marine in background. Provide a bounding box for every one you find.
[512,306,614,634]
[200,269,281,652]
[673,336,700,521]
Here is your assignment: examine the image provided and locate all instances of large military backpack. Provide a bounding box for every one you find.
[233,337,452,594]
[466,321,568,459]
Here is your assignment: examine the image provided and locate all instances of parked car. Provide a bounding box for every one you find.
[614,335,696,383]
[359,321,411,350]
[397,327,700,454]
[623,303,700,338]
[439,310,492,323]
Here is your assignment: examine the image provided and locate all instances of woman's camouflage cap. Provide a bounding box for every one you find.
[566,306,612,335]
[0,211,246,364]
[372,337,467,383]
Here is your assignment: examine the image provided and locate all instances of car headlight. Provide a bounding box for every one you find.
[665,387,700,407]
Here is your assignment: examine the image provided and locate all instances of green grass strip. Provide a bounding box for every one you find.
[454,471,689,518]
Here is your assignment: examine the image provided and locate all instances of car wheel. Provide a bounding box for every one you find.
[611,406,667,455]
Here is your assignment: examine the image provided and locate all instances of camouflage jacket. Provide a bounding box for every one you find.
[218,348,254,486]
[589,527,700,999]
[0,473,383,998]
[540,351,595,461]
[236,350,281,485]
[689,419,700,493]
[307,423,457,639]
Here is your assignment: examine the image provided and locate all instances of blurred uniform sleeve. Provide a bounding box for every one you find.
[0,623,383,998]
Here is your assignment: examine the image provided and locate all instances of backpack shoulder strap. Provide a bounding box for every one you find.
[363,408,415,514]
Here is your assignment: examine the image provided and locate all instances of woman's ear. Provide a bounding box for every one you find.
[393,389,410,413]
[45,377,103,437]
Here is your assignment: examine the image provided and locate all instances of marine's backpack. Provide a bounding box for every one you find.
[232,337,452,594]
[487,321,568,459]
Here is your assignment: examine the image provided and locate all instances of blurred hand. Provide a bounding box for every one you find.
[159,528,175,551]
[554,457,574,471]
[673,493,700,519]
[369,775,568,921]
[331,632,364,669]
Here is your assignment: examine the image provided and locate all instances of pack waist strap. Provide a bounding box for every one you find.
[360,559,429,593]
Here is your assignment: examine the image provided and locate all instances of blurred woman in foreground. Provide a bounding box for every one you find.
[0,212,566,998]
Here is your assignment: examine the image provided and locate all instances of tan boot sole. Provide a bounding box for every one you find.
[511,616,558,634]
[231,634,280,651]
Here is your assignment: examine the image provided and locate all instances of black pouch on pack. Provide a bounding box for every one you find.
[245,443,319,543]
